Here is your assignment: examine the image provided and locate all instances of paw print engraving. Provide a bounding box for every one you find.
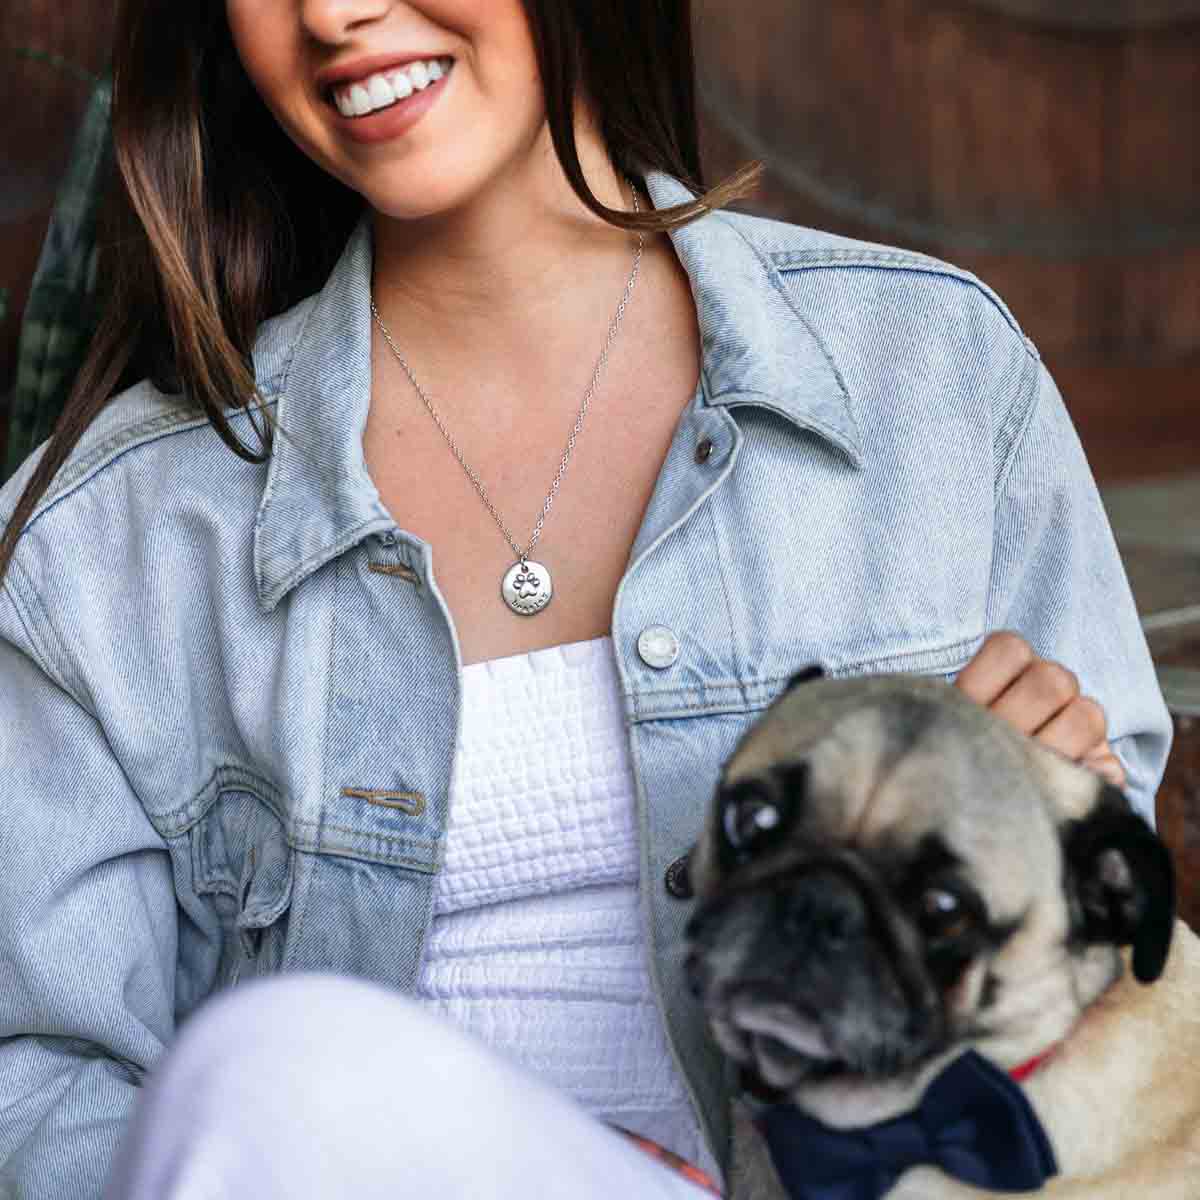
[514,567,542,598]
[503,559,552,615]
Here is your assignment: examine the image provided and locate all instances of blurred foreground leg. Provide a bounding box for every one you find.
[104,973,715,1199]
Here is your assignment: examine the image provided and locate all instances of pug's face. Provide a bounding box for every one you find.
[685,674,1175,1128]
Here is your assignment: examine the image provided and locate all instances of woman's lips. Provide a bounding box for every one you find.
[329,68,451,146]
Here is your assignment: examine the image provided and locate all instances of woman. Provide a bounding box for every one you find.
[0,1,1169,1197]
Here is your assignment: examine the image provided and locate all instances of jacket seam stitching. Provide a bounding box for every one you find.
[290,816,438,855]
[21,406,205,531]
[261,304,308,401]
[154,763,283,838]
[994,350,1045,499]
[3,555,88,707]
[771,248,1035,345]
[705,494,744,683]
[826,635,983,674]
[625,638,981,715]
[19,397,284,539]
[279,549,346,965]
[623,403,741,590]
[292,843,435,872]
[286,550,343,949]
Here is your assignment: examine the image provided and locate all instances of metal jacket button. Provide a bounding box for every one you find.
[665,853,693,899]
[638,625,680,669]
[695,438,714,463]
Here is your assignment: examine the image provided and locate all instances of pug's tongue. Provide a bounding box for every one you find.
[732,1001,839,1073]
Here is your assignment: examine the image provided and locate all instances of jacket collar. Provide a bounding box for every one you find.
[644,171,859,461]
[253,172,859,612]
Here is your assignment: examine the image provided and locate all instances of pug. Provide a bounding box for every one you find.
[686,671,1200,1199]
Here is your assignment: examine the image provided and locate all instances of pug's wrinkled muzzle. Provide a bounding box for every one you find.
[686,865,944,1089]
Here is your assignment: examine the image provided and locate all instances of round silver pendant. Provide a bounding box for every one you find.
[502,559,553,616]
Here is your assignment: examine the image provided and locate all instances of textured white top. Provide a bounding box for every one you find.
[414,635,719,1182]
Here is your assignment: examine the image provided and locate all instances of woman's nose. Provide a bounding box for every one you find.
[299,0,393,44]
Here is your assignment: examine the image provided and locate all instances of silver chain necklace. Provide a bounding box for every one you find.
[370,185,643,616]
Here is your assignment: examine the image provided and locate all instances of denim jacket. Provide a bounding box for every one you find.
[0,171,1171,1196]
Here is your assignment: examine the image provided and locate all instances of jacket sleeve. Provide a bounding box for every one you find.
[986,356,1173,824]
[0,579,177,1197]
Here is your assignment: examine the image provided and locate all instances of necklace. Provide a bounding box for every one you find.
[370,185,644,616]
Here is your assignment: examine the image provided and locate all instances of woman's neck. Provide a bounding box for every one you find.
[369,130,642,350]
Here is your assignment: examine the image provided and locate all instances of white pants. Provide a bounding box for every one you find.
[105,974,719,1199]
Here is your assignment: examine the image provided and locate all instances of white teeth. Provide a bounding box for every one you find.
[367,75,395,107]
[332,58,451,118]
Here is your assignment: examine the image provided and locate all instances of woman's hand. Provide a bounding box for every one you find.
[954,631,1127,788]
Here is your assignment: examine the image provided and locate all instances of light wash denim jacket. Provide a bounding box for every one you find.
[0,172,1171,1195]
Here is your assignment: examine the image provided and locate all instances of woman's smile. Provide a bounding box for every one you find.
[325,55,456,145]
[225,0,548,220]
[324,55,453,117]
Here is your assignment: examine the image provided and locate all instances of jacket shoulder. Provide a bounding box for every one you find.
[709,208,1044,478]
[0,293,317,535]
[716,208,1035,350]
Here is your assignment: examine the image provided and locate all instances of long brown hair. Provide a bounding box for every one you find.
[0,0,760,583]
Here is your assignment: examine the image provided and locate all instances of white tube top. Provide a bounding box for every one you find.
[414,635,720,1183]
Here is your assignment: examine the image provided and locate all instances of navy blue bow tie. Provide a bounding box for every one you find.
[755,1050,1058,1199]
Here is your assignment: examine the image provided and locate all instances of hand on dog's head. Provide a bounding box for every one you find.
[684,670,1175,1128]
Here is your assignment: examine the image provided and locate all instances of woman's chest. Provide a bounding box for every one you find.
[361,241,706,667]
[363,365,701,668]
[130,414,996,1017]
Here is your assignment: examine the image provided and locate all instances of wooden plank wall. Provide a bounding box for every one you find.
[692,0,1200,483]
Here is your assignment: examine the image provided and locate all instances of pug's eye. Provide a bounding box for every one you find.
[721,783,784,856]
[919,886,973,940]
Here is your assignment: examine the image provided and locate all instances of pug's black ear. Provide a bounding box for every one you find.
[1063,785,1176,983]
[784,665,825,693]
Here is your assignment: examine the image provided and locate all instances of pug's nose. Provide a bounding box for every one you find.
[778,870,867,953]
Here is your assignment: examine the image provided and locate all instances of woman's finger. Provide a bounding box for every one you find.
[1025,694,1109,761]
[1082,746,1128,789]
[954,634,1120,777]
[986,659,1081,737]
[954,631,1035,706]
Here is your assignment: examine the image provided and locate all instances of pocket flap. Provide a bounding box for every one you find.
[237,818,294,934]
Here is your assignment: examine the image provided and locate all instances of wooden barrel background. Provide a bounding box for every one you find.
[0,0,118,464]
[1157,663,1200,932]
[693,0,1200,480]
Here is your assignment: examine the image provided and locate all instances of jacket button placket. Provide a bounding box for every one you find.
[299,540,456,988]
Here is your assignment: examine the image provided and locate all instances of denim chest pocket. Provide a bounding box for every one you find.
[190,786,294,984]
[825,636,983,684]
